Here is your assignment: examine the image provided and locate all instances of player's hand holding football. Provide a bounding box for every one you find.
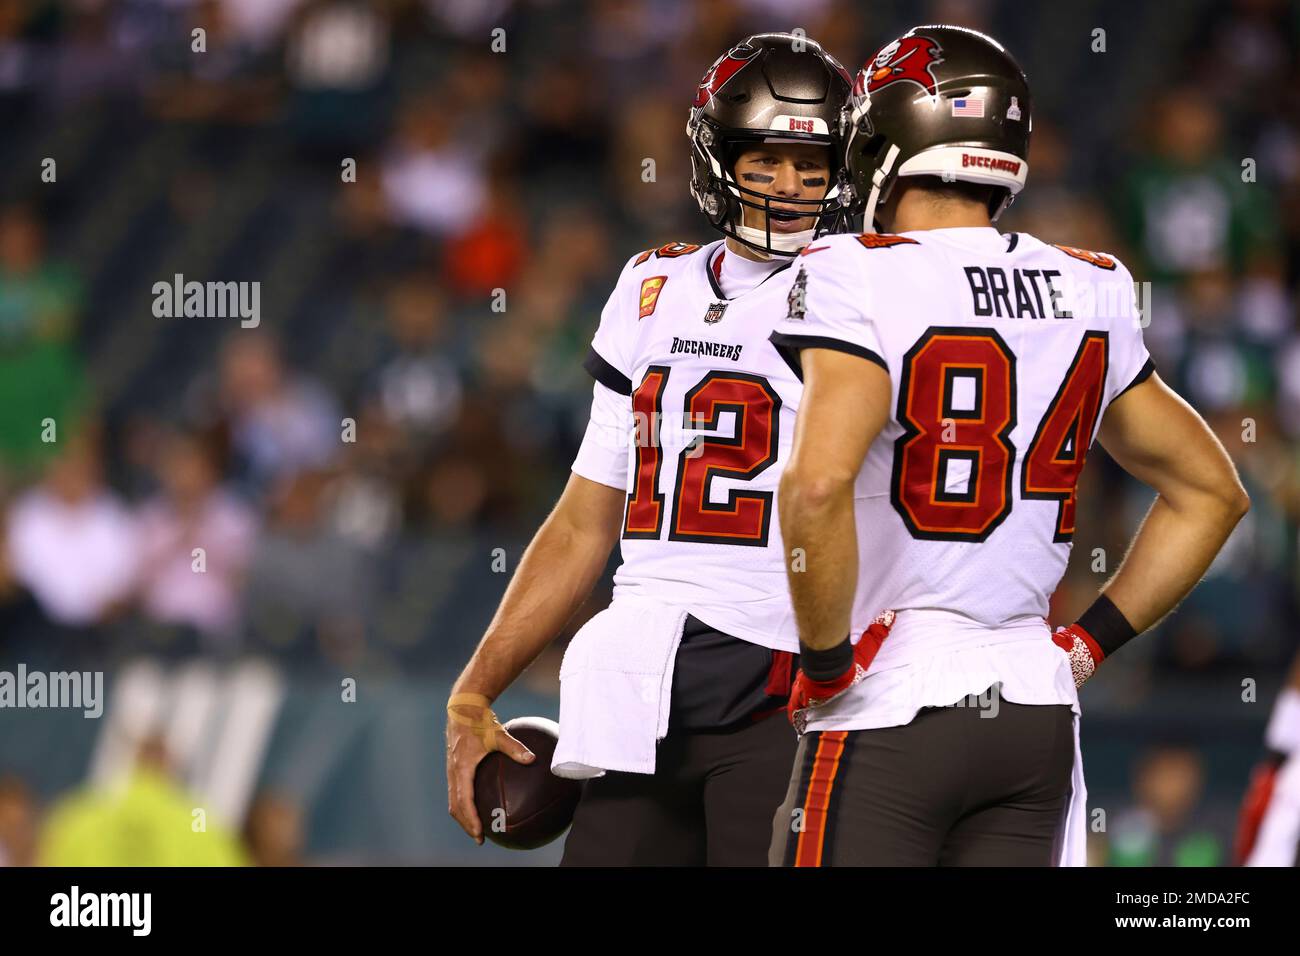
[1052,623,1105,688]
[445,693,535,844]
[788,610,895,734]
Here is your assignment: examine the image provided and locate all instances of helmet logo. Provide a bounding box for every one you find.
[860,35,943,98]
[693,44,759,109]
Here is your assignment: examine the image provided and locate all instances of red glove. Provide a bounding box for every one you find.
[788,611,894,734]
[1052,622,1105,688]
[1233,753,1285,865]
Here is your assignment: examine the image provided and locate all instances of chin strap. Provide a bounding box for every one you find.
[861,143,901,232]
[733,223,815,255]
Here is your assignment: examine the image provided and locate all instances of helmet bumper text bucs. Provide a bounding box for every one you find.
[688,33,854,257]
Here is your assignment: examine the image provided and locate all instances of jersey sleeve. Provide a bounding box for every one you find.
[768,240,888,379]
[571,381,631,490]
[1103,256,1156,405]
[583,253,643,396]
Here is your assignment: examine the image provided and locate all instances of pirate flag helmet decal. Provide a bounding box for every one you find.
[841,25,1032,229]
[862,34,944,99]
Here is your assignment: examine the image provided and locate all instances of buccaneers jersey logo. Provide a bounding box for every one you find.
[858,34,943,98]
[693,43,759,108]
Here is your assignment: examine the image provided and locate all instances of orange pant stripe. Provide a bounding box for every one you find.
[793,730,848,867]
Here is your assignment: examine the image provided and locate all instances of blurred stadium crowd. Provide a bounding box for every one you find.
[0,0,1298,864]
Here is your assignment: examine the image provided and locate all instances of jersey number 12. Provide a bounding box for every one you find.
[625,367,781,547]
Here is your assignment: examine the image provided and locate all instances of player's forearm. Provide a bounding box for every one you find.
[453,508,619,703]
[1101,488,1247,634]
[780,470,858,651]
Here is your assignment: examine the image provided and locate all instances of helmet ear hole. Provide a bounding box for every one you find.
[846,133,887,216]
[858,133,887,163]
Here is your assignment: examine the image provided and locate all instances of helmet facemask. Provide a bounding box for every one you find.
[686,33,855,258]
[689,115,846,258]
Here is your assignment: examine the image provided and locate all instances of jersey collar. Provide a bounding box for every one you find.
[705,242,795,301]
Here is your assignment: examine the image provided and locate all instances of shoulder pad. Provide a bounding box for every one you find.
[633,241,705,265]
[1050,243,1117,271]
[854,233,920,250]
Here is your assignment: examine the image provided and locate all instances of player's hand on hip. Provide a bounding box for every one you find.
[1052,623,1105,688]
[788,610,895,734]
[445,693,535,844]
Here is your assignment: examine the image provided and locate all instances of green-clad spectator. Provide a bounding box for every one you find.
[1106,746,1225,867]
[1119,88,1279,284]
[0,205,86,478]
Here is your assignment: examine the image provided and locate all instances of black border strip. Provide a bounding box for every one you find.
[582,346,632,396]
[768,331,888,381]
[706,247,726,299]
[784,732,820,867]
[1116,356,1155,399]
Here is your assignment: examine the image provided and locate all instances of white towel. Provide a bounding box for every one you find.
[551,597,688,779]
[1056,709,1089,866]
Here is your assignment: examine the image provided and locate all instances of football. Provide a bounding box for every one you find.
[473,716,581,850]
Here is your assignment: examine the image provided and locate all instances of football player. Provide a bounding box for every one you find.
[1235,651,1300,865]
[767,25,1249,866]
[446,34,858,865]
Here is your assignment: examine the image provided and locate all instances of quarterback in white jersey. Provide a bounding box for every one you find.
[575,235,805,652]
[447,33,858,866]
[769,26,1248,867]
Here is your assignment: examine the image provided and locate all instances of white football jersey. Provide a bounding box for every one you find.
[770,226,1153,639]
[572,239,806,652]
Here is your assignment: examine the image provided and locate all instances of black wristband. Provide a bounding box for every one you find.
[1077,595,1137,658]
[799,637,853,682]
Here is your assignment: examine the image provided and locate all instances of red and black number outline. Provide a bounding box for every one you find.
[668,370,781,547]
[1021,332,1109,542]
[624,365,670,539]
[890,327,1018,542]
